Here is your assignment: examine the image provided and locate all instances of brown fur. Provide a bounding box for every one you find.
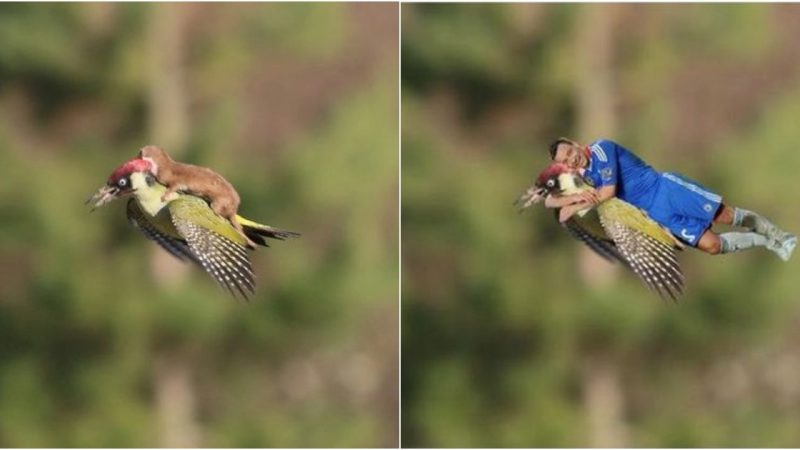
[139,145,256,247]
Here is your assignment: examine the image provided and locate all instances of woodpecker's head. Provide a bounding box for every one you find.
[515,162,580,211]
[86,158,153,210]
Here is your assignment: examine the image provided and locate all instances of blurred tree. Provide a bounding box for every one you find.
[146,4,199,447]
[572,5,628,447]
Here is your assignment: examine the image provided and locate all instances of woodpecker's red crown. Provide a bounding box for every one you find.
[536,162,571,187]
[107,158,152,186]
[87,157,153,210]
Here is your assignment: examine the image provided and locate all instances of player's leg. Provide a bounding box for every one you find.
[711,201,796,260]
[719,231,771,255]
[656,173,722,248]
[731,206,795,254]
[710,200,796,259]
[712,204,734,225]
[694,208,793,259]
[697,204,791,260]
[696,229,722,255]
[661,173,795,260]
[697,227,778,256]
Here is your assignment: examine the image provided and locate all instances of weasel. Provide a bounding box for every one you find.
[138,145,257,248]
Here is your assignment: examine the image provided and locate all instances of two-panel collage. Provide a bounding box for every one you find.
[0,2,799,448]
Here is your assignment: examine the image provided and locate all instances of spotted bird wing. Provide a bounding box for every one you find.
[126,199,201,266]
[562,208,628,265]
[168,196,256,300]
[597,198,685,300]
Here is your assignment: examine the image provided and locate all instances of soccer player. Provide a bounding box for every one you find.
[545,138,796,260]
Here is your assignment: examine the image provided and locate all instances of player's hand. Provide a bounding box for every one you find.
[577,190,599,205]
[559,206,576,223]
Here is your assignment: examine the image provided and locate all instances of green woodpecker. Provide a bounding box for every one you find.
[88,158,299,299]
[516,162,685,300]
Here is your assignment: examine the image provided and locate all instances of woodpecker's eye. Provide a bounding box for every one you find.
[117,178,128,188]
[546,179,556,188]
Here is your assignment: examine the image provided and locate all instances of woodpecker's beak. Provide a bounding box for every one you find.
[86,184,121,211]
[514,185,548,212]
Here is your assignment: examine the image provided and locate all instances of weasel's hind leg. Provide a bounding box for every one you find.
[230,215,258,249]
[210,201,258,249]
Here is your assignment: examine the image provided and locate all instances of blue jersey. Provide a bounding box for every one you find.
[583,139,661,211]
[582,138,722,247]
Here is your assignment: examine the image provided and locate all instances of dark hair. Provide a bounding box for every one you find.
[548,137,576,160]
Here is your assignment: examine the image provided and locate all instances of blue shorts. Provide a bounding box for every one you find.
[646,172,723,246]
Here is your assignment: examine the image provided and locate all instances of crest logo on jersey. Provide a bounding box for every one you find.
[704,203,713,212]
[600,168,613,181]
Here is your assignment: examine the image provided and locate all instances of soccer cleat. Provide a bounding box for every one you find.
[774,235,797,262]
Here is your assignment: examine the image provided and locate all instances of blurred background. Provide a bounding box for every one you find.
[402,3,800,447]
[0,3,397,447]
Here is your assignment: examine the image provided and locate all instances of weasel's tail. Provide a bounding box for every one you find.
[236,215,301,247]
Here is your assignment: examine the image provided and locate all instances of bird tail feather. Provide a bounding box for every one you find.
[236,215,301,247]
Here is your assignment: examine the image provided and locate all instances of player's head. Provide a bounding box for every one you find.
[549,137,588,169]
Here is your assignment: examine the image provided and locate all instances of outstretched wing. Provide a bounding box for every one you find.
[126,199,201,266]
[562,208,628,265]
[597,198,685,300]
[168,197,256,300]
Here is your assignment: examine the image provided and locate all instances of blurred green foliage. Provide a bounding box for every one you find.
[402,3,800,447]
[0,3,397,447]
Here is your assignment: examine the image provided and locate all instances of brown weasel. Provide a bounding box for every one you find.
[138,145,257,248]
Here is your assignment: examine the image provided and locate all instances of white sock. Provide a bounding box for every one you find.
[719,232,768,254]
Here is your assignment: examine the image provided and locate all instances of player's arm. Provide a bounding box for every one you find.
[556,184,617,222]
[545,193,592,208]
[558,200,593,222]
[545,194,572,208]
[547,185,615,209]
[552,140,619,213]
[594,184,617,203]
[588,140,620,204]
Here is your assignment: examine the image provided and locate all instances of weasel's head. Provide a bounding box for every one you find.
[138,145,170,175]
[86,158,153,210]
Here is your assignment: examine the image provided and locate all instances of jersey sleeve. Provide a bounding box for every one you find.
[589,140,619,187]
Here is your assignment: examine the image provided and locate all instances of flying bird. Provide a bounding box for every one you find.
[516,162,685,300]
[87,158,299,299]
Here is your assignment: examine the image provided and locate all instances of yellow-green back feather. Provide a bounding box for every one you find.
[598,198,681,248]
